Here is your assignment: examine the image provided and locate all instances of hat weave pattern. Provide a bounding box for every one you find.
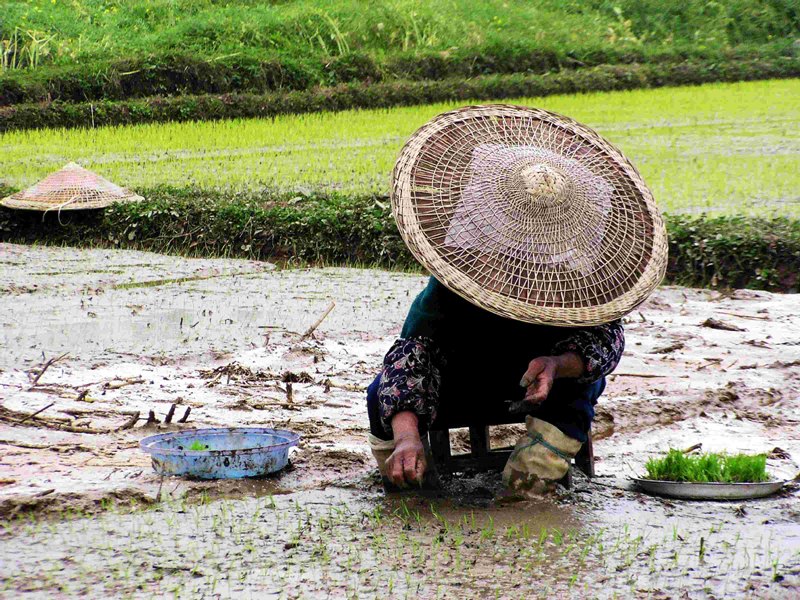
[392,105,668,326]
[1,162,143,211]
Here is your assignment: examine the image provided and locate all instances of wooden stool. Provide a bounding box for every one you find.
[428,424,594,488]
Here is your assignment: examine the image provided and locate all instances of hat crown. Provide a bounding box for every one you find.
[518,163,567,207]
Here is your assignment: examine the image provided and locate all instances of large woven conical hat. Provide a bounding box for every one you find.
[392,104,668,326]
[1,162,143,211]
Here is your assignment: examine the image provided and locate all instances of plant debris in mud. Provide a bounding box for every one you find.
[198,362,274,386]
[645,449,770,483]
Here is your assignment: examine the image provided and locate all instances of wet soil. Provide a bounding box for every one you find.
[2,480,799,598]
[1,243,799,598]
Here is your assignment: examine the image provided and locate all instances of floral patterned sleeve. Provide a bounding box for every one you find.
[376,336,443,435]
[551,320,625,384]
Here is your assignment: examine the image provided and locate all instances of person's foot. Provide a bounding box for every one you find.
[502,417,581,493]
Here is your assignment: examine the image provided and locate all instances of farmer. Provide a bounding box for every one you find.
[366,105,667,492]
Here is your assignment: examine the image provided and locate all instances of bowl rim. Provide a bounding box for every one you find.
[139,427,300,457]
[632,477,786,486]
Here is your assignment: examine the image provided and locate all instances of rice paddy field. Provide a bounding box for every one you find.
[2,78,798,217]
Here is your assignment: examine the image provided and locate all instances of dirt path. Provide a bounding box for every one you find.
[1,243,799,597]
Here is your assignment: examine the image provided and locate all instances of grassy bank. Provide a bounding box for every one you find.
[3,79,798,217]
[2,191,798,292]
[2,48,795,107]
[2,1,797,102]
[2,57,798,135]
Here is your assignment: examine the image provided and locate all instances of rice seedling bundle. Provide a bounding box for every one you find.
[644,449,770,483]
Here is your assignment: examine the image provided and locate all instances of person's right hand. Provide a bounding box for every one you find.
[385,432,427,487]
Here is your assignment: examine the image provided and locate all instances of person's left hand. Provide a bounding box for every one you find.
[519,357,559,405]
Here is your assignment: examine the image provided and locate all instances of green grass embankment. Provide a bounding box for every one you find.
[0,47,793,107]
[2,57,798,133]
[2,190,798,292]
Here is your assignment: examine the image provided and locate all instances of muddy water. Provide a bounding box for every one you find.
[0,244,423,368]
[1,243,800,598]
[1,482,798,598]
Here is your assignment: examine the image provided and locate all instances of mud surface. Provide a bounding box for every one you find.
[1,243,799,598]
[2,482,799,599]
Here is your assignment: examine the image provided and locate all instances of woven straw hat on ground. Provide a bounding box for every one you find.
[1,162,143,211]
[392,104,668,326]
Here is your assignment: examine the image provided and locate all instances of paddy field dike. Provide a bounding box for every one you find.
[2,79,799,291]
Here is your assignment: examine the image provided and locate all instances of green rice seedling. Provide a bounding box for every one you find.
[429,503,443,526]
[479,515,495,541]
[552,528,564,546]
[723,454,771,483]
[393,499,421,529]
[537,526,548,548]
[644,449,769,482]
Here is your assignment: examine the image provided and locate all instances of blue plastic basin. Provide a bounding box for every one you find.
[140,427,299,479]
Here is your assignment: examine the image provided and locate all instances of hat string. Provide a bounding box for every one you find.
[42,194,81,225]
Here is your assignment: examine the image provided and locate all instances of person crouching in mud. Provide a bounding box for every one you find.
[365,104,668,493]
[366,276,623,492]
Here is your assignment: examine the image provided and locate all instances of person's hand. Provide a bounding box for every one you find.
[385,431,427,487]
[519,357,559,406]
[519,352,585,406]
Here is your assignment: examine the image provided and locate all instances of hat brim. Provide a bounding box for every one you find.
[391,104,668,326]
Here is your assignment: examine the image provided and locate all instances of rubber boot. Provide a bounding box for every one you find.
[502,417,582,495]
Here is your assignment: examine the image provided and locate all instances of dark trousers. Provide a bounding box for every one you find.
[367,374,605,444]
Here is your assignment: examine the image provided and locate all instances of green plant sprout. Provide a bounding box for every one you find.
[644,449,769,483]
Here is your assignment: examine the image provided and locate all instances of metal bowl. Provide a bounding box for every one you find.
[632,477,787,500]
[140,427,299,479]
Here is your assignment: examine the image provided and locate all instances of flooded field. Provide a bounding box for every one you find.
[4,484,800,598]
[1,243,799,598]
